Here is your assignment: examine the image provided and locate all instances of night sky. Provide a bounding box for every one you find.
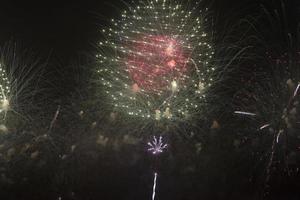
[0,0,259,64]
[0,1,112,63]
[0,0,300,200]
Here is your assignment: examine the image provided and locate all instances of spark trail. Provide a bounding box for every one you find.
[152,172,158,200]
[147,136,167,200]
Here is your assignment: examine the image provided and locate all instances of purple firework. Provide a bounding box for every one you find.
[147,136,168,155]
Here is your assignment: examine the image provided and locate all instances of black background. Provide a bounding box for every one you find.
[0,0,300,200]
[0,0,261,64]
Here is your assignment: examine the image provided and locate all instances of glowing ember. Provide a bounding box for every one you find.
[131,83,141,93]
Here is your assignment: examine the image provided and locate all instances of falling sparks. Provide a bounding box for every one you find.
[259,123,271,130]
[147,136,168,155]
[234,111,256,116]
[235,76,300,196]
[49,105,61,132]
[276,129,283,143]
[293,82,300,98]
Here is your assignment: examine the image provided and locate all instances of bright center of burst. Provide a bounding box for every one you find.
[1,98,9,112]
[127,35,188,93]
[171,80,178,92]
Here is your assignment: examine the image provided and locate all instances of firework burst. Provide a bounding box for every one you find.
[233,1,300,194]
[234,57,300,197]
[147,135,168,200]
[0,62,11,119]
[148,135,168,155]
[0,43,45,125]
[96,0,215,125]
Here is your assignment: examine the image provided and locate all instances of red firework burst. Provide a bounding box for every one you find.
[126,35,189,93]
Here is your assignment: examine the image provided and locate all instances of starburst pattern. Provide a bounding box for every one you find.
[147,136,168,155]
[97,0,214,122]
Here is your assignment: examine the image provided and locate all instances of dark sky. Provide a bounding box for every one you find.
[0,0,256,63]
[0,1,118,64]
[0,0,299,65]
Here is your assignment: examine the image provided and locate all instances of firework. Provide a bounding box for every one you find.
[0,43,45,124]
[0,63,11,119]
[96,0,215,123]
[148,135,168,154]
[231,1,300,195]
[233,51,300,197]
[147,135,168,200]
[151,172,158,200]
